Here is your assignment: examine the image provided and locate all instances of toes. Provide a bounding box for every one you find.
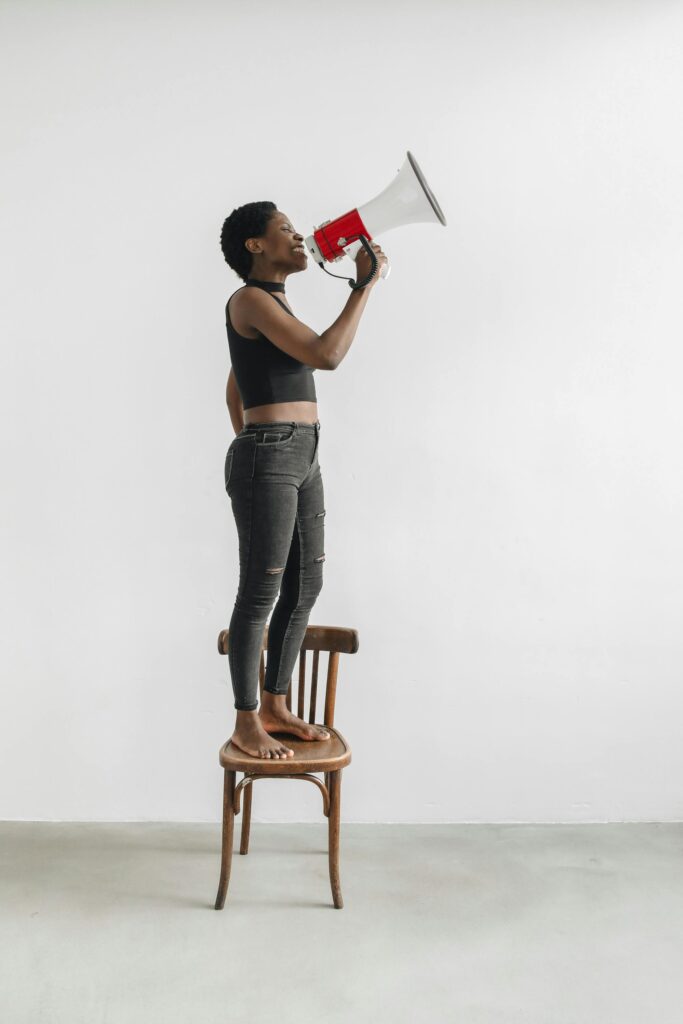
[302,727,328,740]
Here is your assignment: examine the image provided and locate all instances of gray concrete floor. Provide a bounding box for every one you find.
[2,822,683,1023]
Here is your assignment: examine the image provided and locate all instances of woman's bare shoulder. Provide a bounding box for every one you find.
[227,286,259,338]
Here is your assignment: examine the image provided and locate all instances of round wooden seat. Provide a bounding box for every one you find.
[219,725,352,774]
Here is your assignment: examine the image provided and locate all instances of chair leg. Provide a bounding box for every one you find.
[214,769,236,910]
[327,769,344,909]
[240,774,253,855]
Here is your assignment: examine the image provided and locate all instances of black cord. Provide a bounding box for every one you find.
[316,233,378,290]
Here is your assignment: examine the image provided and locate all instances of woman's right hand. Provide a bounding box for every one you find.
[355,241,388,288]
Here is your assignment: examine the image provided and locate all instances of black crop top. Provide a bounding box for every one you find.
[226,282,317,410]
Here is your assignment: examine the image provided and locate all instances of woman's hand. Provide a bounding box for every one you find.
[355,241,388,288]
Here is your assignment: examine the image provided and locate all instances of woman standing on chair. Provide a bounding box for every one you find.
[220,202,387,760]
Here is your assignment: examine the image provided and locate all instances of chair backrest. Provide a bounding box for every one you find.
[217,625,359,728]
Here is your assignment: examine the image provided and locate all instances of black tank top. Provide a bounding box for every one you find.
[225,282,317,410]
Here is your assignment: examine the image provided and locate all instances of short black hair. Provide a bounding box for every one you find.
[220,201,278,282]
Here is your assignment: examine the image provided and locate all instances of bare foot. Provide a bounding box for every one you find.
[229,710,294,759]
[258,694,331,742]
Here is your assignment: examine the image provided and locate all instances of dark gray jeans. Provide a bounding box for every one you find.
[224,421,325,711]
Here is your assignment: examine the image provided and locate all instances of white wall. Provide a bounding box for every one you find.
[1,0,682,822]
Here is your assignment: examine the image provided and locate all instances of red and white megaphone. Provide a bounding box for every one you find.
[304,150,447,289]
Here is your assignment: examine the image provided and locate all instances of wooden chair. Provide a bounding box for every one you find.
[214,624,358,910]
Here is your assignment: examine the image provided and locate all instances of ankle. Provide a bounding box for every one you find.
[260,690,288,707]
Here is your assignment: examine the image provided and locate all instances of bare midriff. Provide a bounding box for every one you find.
[243,400,319,425]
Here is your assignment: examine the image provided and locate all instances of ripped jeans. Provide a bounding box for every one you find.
[224,421,325,711]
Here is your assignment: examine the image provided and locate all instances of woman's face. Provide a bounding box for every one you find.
[247,211,308,275]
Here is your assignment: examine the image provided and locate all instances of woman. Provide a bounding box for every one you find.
[219,201,387,759]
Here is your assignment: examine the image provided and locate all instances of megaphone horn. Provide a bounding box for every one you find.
[305,151,447,288]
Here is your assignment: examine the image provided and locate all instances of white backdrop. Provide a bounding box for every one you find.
[1,0,682,822]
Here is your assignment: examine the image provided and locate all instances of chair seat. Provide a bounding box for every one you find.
[219,725,352,773]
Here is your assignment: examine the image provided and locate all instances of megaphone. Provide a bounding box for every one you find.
[304,150,447,289]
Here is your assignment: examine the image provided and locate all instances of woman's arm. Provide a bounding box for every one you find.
[239,243,387,372]
[226,367,244,435]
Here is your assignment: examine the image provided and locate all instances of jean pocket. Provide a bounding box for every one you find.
[255,427,295,447]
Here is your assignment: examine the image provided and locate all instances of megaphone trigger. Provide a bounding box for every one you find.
[342,239,363,262]
[343,236,391,289]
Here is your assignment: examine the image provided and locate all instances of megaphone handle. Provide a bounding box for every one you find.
[344,235,390,289]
